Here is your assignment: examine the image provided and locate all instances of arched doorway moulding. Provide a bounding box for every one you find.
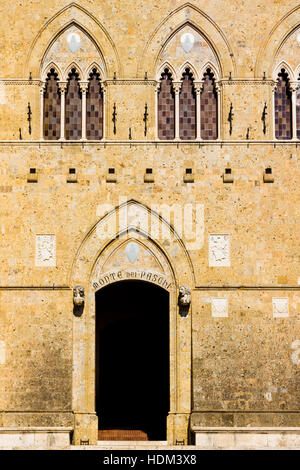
[70,200,194,445]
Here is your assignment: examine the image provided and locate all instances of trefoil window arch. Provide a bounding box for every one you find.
[274,68,292,140]
[43,68,61,140]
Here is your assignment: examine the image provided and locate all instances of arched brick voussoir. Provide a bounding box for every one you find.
[70,199,195,289]
[255,5,300,78]
[25,2,122,78]
[137,3,235,79]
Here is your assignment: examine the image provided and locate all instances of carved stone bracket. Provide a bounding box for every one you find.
[73,285,85,316]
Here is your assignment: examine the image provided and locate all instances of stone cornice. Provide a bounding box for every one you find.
[220,79,275,86]
[0,79,42,85]
[0,78,277,87]
[0,139,298,145]
[104,79,156,86]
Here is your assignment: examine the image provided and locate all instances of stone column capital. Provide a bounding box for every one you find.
[214,81,222,93]
[79,81,89,93]
[194,81,204,93]
[173,81,182,94]
[40,82,46,94]
[290,81,300,93]
[271,80,278,93]
[58,81,68,93]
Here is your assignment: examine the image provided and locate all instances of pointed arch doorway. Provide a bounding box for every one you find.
[71,200,195,445]
[96,280,169,441]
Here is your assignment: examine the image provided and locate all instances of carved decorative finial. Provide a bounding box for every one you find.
[73,285,85,316]
[178,286,191,317]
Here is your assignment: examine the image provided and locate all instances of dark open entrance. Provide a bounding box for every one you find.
[96,280,170,441]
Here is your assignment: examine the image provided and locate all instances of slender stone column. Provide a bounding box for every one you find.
[173,81,182,140]
[40,82,46,140]
[272,82,276,140]
[194,81,203,141]
[154,83,160,140]
[215,82,221,140]
[290,82,299,141]
[58,82,67,141]
[102,86,107,140]
[79,81,89,141]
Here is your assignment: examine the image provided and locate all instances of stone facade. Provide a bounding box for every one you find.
[0,0,300,449]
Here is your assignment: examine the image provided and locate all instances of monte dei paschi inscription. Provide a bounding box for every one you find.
[92,269,172,291]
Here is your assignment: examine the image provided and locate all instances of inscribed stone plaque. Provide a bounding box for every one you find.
[212,298,228,318]
[272,298,289,318]
[35,235,56,267]
[209,234,230,267]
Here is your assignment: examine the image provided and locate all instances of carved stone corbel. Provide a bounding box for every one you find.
[73,285,85,316]
[178,286,191,317]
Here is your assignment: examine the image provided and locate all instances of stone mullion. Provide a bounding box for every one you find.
[58,82,67,141]
[79,81,89,141]
[215,81,221,140]
[174,82,181,140]
[102,86,107,140]
[272,83,276,140]
[194,81,203,141]
[290,82,299,141]
[40,82,46,140]
[154,83,160,141]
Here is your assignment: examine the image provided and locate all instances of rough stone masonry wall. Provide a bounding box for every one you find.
[0,142,299,427]
[0,0,300,433]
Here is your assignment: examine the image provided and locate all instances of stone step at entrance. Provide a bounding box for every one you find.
[98,429,149,441]
[97,440,169,448]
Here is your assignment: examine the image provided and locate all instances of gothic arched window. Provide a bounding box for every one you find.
[201,69,218,140]
[65,68,82,140]
[158,69,175,140]
[43,68,61,140]
[179,69,196,140]
[87,69,103,140]
[274,69,292,140]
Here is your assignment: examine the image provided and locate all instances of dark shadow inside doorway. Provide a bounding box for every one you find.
[96,280,170,440]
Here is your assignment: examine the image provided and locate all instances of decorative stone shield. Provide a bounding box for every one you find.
[180,33,195,53]
[67,32,82,53]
